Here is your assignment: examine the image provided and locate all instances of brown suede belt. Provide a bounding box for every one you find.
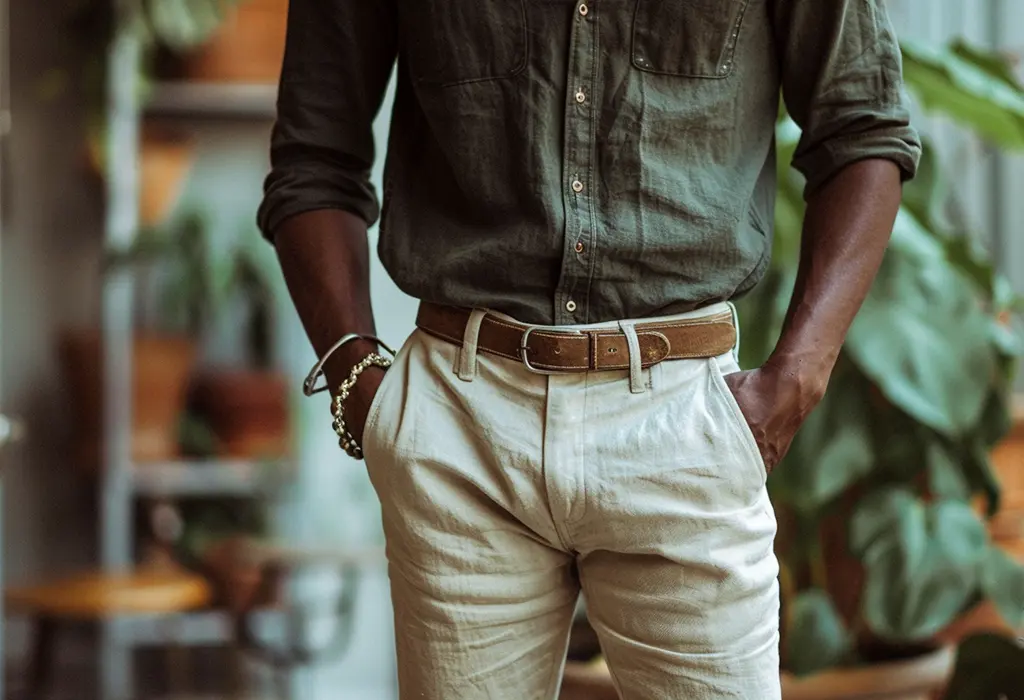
[415,302,737,373]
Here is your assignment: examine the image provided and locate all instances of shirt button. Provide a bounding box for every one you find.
[574,240,584,253]
[571,179,584,193]
[566,300,578,312]
[575,89,586,104]
[578,3,588,16]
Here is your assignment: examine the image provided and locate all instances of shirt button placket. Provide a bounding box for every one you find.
[556,1,596,324]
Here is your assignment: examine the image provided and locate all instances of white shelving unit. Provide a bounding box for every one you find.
[131,459,288,497]
[100,23,287,699]
[145,82,278,121]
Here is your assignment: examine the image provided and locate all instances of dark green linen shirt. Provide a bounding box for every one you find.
[258,0,921,325]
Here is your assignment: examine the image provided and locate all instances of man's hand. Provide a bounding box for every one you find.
[723,361,827,472]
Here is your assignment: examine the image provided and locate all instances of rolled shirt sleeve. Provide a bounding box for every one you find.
[772,0,922,197]
[257,0,398,241]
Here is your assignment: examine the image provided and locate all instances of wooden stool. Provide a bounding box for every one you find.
[5,568,212,699]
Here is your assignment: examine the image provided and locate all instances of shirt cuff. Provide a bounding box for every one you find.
[793,123,922,199]
[257,168,380,242]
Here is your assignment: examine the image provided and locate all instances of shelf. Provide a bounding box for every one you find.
[144,82,278,121]
[132,459,289,497]
[114,607,284,646]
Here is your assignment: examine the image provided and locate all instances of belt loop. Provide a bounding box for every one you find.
[617,320,646,394]
[727,301,741,364]
[455,308,488,382]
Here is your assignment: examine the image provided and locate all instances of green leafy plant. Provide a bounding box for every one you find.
[43,0,243,172]
[735,40,1024,675]
[105,211,226,336]
[105,212,277,363]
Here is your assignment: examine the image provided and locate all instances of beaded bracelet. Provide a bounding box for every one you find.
[331,352,393,459]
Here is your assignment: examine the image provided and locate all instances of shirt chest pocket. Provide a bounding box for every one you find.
[632,0,752,79]
[401,0,528,87]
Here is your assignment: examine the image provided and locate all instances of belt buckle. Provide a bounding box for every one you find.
[519,325,585,375]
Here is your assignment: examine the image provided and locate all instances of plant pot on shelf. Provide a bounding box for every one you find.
[200,535,282,612]
[177,0,289,84]
[191,370,291,459]
[85,123,195,228]
[59,331,197,468]
[139,125,195,228]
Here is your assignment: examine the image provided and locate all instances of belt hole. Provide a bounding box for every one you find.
[554,347,561,355]
[608,347,617,353]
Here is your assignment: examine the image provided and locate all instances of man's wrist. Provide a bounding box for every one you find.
[322,337,387,392]
[764,344,836,402]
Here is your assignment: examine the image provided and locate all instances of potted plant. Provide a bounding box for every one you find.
[174,496,279,611]
[60,212,218,466]
[55,0,254,225]
[560,38,1024,700]
[191,245,292,460]
[171,0,289,84]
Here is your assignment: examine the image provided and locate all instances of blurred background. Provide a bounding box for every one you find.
[2,0,1024,699]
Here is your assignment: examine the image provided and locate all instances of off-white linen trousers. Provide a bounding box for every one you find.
[361,302,781,699]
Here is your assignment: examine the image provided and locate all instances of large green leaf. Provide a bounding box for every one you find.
[901,38,1024,149]
[979,547,1024,629]
[144,0,239,51]
[926,440,971,501]
[784,589,852,676]
[899,140,949,232]
[960,441,1002,517]
[871,401,936,484]
[846,211,997,437]
[943,633,1024,699]
[850,489,988,640]
[951,40,1024,91]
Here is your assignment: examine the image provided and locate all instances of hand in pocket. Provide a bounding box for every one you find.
[723,363,825,472]
[340,366,388,444]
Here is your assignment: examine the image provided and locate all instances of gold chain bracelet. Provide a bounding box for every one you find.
[331,352,393,459]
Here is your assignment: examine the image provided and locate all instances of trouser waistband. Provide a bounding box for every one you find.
[415,302,738,392]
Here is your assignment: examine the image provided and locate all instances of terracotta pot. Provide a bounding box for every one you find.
[937,600,1016,646]
[59,331,197,467]
[562,646,955,700]
[180,0,289,84]
[781,646,954,700]
[139,125,195,228]
[192,370,291,459]
[83,124,194,227]
[201,536,281,612]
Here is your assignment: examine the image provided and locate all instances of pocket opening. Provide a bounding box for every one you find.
[708,357,768,483]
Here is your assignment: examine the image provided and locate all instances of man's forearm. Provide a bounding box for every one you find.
[273,209,380,387]
[769,159,903,388]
